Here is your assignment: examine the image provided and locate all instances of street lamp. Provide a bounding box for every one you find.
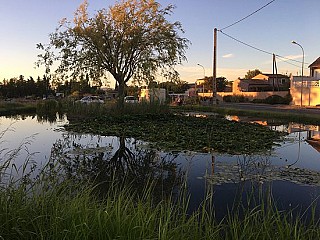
[291,40,304,107]
[197,63,205,93]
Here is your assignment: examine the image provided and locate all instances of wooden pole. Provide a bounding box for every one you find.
[212,28,217,104]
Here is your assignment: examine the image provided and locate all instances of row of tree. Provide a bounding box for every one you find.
[0,74,100,99]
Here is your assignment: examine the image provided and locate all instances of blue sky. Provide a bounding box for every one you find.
[0,0,319,86]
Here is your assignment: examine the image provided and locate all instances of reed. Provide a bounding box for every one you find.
[1,149,320,239]
[0,101,36,115]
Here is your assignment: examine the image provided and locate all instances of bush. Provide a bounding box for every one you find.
[252,94,292,105]
[223,95,249,103]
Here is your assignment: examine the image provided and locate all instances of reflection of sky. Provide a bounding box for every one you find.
[0,116,68,168]
[1,115,319,174]
[1,115,320,219]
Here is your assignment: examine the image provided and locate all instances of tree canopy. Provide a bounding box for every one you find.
[244,69,262,79]
[37,0,189,106]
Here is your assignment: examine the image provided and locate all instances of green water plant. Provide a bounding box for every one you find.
[65,113,284,154]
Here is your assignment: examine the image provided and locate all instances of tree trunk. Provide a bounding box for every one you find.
[117,80,125,110]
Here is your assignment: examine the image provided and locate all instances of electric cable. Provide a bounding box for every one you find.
[220,0,276,31]
[219,30,309,69]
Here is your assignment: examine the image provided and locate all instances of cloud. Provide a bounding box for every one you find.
[222,53,234,58]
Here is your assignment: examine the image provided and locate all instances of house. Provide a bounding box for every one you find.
[252,73,290,91]
[290,57,320,106]
[309,57,320,79]
[233,78,271,93]
[233,73,290,93]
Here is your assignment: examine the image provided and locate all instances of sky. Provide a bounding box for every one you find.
[0,0,319,87]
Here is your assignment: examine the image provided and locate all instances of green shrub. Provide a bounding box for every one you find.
[223,95,249,103]
[252,94,292,105]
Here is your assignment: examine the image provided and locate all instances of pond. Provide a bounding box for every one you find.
[1,114,320,220]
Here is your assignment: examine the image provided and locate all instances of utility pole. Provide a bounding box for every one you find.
[212,28,217,104]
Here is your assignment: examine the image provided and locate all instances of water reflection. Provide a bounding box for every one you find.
[48,134,184,200]
[1,113,320,221]
[36,112,66,124]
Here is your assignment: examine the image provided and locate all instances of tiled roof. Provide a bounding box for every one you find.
[309,57,320,68]
[253,73,288,79]
[261,73,289,78]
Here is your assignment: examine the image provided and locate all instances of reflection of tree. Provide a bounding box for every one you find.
[49,135,183,200]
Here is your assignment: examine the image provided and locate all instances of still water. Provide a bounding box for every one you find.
[1,114,320,219]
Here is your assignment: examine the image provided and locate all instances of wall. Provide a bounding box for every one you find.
[198,91,288,101]
[290,76,320,106]
[291,86,320,106]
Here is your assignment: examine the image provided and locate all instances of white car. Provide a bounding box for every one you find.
[124,96,138,103]
[77,96,104,104]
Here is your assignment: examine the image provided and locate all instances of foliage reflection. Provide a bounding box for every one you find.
[49,134,184,200]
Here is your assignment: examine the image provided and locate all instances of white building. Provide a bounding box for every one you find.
[139,88,166,103]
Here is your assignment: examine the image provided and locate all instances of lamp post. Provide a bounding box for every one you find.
[197,63,205,94]
[291,40,304,107]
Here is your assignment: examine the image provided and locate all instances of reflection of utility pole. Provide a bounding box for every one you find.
[212,28,217,104]
[211,155,215,175]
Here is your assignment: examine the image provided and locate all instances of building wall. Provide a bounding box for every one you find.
[313,69,320,79]
[227,91,288,101]
[232,79,242,93]
[291,85,320,106]
[140,88,166,103]
[290,76,320,106]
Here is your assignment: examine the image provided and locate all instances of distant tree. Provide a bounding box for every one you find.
[126,85,140,97]
[79,74,91,94]
[158,80,189,93]
[244,69,262,79]
[204,76,229,92]
[37,0,189,108]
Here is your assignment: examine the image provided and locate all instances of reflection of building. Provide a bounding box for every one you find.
[288,123,320,152]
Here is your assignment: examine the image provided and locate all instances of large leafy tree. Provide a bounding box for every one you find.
[37,0,189,107]
[244,69,262,79]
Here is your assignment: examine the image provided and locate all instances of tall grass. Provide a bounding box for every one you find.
[0,101,36,115]
[2,155,320,239]
[62,99,170,119]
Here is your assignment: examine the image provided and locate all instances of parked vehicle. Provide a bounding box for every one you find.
[124,96,139,103]
[77,96,104,104]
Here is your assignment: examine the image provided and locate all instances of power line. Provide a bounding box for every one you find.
[219,30,272,55]
[274,54,309,66]
[274,55,306,69]
[220,0,276,31]
[219,30,309,69]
